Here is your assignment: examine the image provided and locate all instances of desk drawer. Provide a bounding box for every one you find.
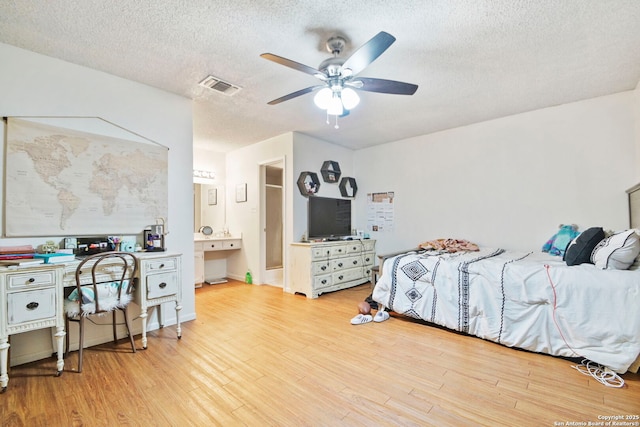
[7,288,56,324]
[146,272,178,299]
[222,239,241,250]
[8,271,56,290]
[144,257,178,272]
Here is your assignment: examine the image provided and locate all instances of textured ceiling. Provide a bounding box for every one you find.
[1,1,640,153]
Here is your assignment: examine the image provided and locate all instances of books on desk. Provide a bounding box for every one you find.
[0,258,45,267]
[34,252,77,264]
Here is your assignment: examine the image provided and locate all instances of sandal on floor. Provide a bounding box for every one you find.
[350,314,373,325]
[374,311,390,323]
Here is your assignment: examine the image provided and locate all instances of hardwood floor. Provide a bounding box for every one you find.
[1,280,639,426]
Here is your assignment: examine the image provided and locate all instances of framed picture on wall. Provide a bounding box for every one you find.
[236,183,247,203]
[207,188,217,205]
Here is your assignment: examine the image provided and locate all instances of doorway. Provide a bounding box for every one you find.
[261,160,284,287]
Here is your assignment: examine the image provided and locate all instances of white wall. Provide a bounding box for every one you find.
[225,133,294,286]
[291,133,356,243]
[354,91,638,256]
[0,43,195,365]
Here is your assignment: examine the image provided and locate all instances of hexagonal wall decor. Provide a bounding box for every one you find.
[320,161,341,183]
[339,177,357,198]
[297,171,320,197]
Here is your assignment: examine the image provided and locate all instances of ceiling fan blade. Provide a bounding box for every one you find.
[260,53,326,79]
[267,85,325,105]
[351,77,418,95]
[342,31,396,76]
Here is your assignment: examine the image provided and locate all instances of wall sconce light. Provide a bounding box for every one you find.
[193,169,216,180]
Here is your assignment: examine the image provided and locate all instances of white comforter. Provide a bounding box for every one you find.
[372,248,640,373]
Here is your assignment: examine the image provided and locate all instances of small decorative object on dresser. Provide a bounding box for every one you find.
[289,239,376,298]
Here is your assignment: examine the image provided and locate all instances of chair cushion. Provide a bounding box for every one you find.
[65,280,131,317]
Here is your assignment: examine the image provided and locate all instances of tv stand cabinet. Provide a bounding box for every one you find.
[289,239,375,298]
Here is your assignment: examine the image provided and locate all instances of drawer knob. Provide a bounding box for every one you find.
[321,279,327,284]
[337,262,343,267]
[321,266,326,271]
[28,277,35,283]
[159,282,167,289]
[229,243,234,247]
[26,302,39,310]
[338,275,344,280]
[365,257,371,262]
[353,260,358,265]
[159,263,165,269]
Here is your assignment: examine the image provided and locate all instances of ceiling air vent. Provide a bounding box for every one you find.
[198,75,242,96]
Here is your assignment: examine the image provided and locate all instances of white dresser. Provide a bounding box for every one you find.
[0,265,65,392]
[289,239,376,299]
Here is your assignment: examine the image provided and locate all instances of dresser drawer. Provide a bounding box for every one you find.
[313,274,333,289]
[345,244,363,254]
[330,255,362,271]
[329,245,349,257]
[7,288,57,324]
[144,257,178,272]
[311,246,332,260]
[362,252,375,266]
[311,260,331,275]
[332,268,364,285]
[146,271,178,299]
[7,270,56,290]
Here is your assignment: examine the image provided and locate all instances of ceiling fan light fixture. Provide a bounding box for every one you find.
[313,87,332,109]
[327,94,344,116]
[341,88,360,110]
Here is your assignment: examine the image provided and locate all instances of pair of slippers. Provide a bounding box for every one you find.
[350,311,390,325]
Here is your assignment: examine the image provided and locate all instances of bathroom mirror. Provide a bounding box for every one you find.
[194,183,225,233]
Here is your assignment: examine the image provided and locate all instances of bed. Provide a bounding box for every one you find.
[372,246,640,373]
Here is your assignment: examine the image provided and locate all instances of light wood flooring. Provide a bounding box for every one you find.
[1,280,639,426]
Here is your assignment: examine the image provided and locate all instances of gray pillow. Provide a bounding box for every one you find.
[564,227,605,266]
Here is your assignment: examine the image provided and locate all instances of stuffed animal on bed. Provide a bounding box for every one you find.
[542,224,579,256]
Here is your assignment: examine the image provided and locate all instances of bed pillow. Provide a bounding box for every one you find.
[564,227,605,266]
[591,229,640,270]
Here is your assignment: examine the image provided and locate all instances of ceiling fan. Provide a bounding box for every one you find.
[260,31,418,127]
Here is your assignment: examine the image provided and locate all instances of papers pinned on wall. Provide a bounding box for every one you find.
[367,192,394,232]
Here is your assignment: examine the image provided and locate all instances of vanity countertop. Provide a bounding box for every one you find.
[194,233,241,242]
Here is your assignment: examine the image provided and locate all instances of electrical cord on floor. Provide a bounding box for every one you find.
[544,264,625,388]
[571,359,625,388]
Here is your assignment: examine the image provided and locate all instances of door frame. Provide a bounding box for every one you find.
[259,157,286,287]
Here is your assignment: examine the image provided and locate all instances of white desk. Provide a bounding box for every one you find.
[0,251,183,392]
[0,265,65,393]
[194,234,241,286]
[61,252,183,350]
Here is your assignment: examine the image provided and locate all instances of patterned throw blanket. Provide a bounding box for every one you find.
[418,238,479,253]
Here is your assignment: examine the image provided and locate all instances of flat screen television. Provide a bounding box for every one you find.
[308,196,352,240]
